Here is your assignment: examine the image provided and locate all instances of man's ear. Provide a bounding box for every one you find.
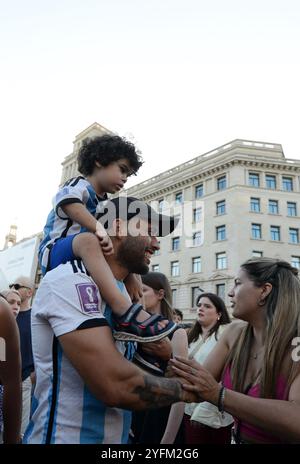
[95,161,103,169]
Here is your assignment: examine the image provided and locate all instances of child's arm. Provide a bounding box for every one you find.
[62,203,98,232]
[160,328,188,444]
[62,203,113,254]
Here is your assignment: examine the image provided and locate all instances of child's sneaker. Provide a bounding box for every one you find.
[113,303,177,343]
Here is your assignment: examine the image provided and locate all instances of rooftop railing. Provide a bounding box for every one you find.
[127,139,285,192]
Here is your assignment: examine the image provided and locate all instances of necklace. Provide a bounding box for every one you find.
[251,347,264,359]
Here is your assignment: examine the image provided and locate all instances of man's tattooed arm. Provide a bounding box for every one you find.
[132,375,185,409]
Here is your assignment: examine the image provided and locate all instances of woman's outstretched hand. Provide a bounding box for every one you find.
[169,356,221,404]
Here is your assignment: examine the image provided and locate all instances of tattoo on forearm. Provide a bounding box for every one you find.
[133,375,183,408]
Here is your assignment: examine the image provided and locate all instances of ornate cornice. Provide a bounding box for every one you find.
[127,155,300,199]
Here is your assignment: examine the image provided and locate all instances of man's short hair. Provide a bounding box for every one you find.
[13,276,34,290]
[97,196,179,237]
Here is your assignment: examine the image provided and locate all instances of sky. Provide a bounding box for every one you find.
[1,0,300,245]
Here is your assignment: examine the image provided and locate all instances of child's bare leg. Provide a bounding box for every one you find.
[72,233,129,312]
[72,233,166,326]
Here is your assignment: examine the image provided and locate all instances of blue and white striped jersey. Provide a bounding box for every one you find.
[23,261,135,444]
[39,176,107,274]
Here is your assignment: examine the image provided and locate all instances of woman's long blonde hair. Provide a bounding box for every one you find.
[227,258,300,398]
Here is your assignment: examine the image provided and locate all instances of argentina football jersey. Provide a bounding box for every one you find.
[39,177,107,275]
[23,261,136,444]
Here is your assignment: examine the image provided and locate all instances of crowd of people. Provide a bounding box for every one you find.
[0,135,300,444]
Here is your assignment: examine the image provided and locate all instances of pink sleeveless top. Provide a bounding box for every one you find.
[223,365,288,443]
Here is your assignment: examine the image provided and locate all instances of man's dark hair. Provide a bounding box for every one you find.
[173,308,183,321]
[77,135,143,177]
[188,292,230,344]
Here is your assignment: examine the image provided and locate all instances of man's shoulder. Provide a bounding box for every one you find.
[34,261,95,317]
[33,262,107,338]
[43,260,89,281]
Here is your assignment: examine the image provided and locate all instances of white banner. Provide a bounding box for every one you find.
[0,237,39,288]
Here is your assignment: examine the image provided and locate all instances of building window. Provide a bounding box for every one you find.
[249,172,260,187]
[216,252,227,270]
[191,287,200,308]
[270,226,280,241]
[172,237,180,251]
[216,200,226,215]
[172,288,177,306]
[282,176,293,191]
[153,241,160,255]
[216,283,225,300]
[252,223,262,239]
[287,202,297,217]
[192,257,202,273]
[175,192,183,204]
[291,256,300,269]
[171,261,180,277]
[193,231,202,246]
[195,184,203,198]
[152,264,160,272]
[216,225,226,241]
[289,228,299,244]
[217,175,227,190]
[250,197,260,213]
[268,199,279,214]
[158,199,164,210]
[266,174,276,189]
[252,250,263,257]
[193,207,202,223]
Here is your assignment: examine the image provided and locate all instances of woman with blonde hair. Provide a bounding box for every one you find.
[1,289,21,318]
[170,258,300,443]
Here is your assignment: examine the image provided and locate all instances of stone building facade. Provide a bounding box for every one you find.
[5,124,300,321]
[125,140,300,321]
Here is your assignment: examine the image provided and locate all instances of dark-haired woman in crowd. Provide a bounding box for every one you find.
[171,258,300,443]
[184,293,233,444]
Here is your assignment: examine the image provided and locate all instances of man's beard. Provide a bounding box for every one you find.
[117,236,149,275]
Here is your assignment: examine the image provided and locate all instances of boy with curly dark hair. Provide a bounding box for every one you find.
[39,135,175,342]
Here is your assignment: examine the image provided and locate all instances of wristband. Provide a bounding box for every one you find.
[217,385,226,418]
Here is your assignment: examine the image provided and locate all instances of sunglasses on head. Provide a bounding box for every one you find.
[9,283,30,290]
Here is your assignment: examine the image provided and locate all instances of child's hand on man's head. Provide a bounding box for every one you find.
[97,234,114,255]
[95,221,114,255]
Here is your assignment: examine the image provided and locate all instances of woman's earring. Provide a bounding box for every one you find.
[258,298,266,307]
